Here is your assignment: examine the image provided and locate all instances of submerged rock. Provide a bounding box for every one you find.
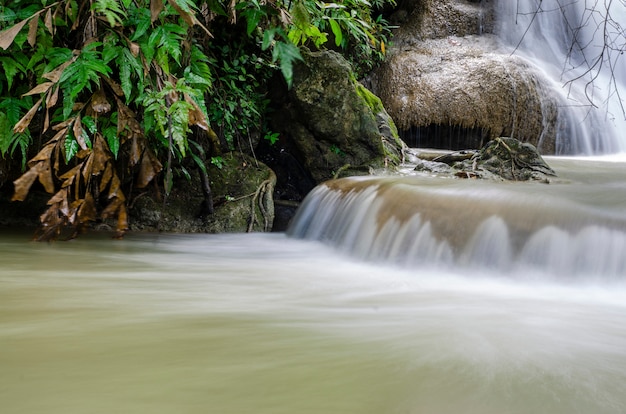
[459,137,556,181]
[417,137,557,181]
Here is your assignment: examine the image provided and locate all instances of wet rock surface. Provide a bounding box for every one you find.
[409,137,557,182]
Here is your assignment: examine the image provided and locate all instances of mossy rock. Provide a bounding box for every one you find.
[129,152,276,233]
[270,49,406,184]
[451,137,556,181]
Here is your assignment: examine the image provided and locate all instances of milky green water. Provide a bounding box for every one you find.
[2,230,626,414]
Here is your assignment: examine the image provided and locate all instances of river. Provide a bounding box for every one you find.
[2,157,626,414]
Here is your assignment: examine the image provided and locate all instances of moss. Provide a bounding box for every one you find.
[356,83,385,113]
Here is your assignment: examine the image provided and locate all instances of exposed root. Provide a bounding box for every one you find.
[247,171,276,233]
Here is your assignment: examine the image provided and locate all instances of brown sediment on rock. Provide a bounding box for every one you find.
[373,38,559,154]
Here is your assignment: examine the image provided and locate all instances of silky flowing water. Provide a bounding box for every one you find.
[2,157,626,414]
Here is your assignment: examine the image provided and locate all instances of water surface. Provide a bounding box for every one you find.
[2,230,626,414]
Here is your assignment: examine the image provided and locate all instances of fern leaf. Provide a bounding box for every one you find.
[128,7,151,41]
[116,46,144,101]
[0,112,12,154]
[119,56,132,100]
[0,56,23,91]
[92,0,127,27]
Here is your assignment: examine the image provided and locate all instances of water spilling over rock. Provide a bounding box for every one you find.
[371,0,626,154]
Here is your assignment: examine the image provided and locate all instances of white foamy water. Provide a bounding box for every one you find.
[495,0,626,153]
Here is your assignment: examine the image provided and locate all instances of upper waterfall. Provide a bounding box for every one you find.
[494,0,626,153]
[373,0,625,155]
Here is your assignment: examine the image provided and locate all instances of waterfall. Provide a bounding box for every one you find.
[288,160,626,281]
[495,0,626,153]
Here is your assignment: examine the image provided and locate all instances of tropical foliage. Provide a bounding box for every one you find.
[0,0,393,239]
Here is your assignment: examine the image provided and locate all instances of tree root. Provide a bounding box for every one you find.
[247,170,276,233]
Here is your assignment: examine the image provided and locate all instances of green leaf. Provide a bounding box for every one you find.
[92,0,127,27]
[117,48,143,100]
[0,96,32,124]
[0,112,13,154]
[102,35,121,64]
[128,7,151,41]
[103,125,119,158]
[0,56,23,91]
[82,116,98,134]
[262,28,276,51]
[272,40,302,88]
[329,18,343,47]
[60,43,111,111]
[64,134,80,161]
[189,150,207,175]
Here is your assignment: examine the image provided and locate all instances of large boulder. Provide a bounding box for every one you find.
[389,0,493,40]
[373,38,559,153]
[371,0,561,153]
[269,49,405,184]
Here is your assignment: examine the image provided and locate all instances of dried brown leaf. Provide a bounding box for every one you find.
[23,82,54,97]
[56,190,70,216]
[46,83,60,107]
[151,0,164,22]
[38,161,56,194]
[78,193,97,223]
[73,115,88,150]
[102,195,122,218]
[52,119,72,131]
[103,76,124,97]
[0,17,30,50]
[28,15,39,47]
[137,149,163,188]
[116,204,129,237]
[92,135,110,173]
[42,60,73,83]
[44,9,54,35]
[58,164,82,182]
[48,186,66,204]
[107,174,125,201]
[43,108,50,133]
[100,162,113,193]
[185,93,209,130]
[168,0,195,26]
[13,98,42,133]
[27,140,56,167]
[11,168,39,201]
[129,42,140,57]
[91,88,111,114]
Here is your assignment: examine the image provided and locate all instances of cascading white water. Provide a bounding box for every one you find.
[495,0,626,153]
[287,158,626,281]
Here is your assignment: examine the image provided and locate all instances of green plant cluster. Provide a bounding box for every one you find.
[0,0,394,239]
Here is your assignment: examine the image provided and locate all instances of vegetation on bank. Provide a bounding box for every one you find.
[0,0,394,239]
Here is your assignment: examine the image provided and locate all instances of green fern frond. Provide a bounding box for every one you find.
[59,43,111,116]
[0,56,24,91]
[117,48,144,101]
[92,0,127,27]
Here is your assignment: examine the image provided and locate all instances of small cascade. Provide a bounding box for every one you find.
[288,167,626,280]
[495,1,626,153]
